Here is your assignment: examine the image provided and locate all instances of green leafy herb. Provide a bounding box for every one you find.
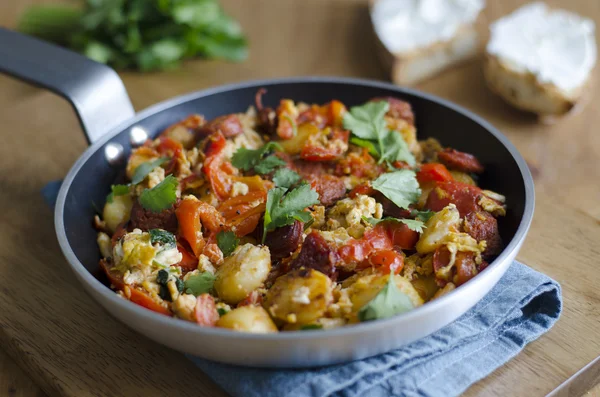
[300,324,323,330]
[18,0,248,71]
[263,185,320,243]
[106,184,130,203]
[350,137,378,157]
[217,308,228,316]
[131,157,168,185]
[411,209,435,223]
[272,168,301,188]
[216,230,239,257]
[358,275,414,322]
[149,229,176,247]
[231,142,282,171]
[363,217,425,233]
[343,101,415,166]
[159,284,171,301]
[254,155,287,175]
[372,170,421,210]
[184,272,217,296]
[156,269,169,285]
[174,278,184,294]
[139,175,178,212]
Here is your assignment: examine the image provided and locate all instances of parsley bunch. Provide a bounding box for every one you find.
[18,0,248,71]
[231,143,302,188]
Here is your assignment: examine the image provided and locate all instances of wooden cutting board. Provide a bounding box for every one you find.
[1,0,600,396]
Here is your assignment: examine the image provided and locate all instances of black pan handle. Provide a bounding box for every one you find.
[0,27,135,145]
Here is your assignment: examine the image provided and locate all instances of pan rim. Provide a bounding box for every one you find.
[55,76,535,341]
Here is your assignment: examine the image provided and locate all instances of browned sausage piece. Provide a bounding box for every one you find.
[264,220,303,259]
[370,96,415,125]
[289,232,339,280]
[128,200,179,233]
[197,114,244,139]
[438,148,485,174]
[463,211,502,257]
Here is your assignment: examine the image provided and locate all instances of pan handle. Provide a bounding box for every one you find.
[0,28,135,145]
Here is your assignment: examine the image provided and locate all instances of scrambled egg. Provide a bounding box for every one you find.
[416,204,486,280]
[113,229,182,285]
[326,194,383,238]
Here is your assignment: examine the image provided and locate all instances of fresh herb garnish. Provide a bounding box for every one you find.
[231,142,282,171]
[217,308,228,316]
[371,170,421,210]
[363,216,426,233]
[411,209,435,223]
[174,278,184,294]
[18,0,248,71]
[253,155,287,175]
[300,324,323,330]
[131,157,169,185]
[156,269,169,285]
[358,274,414,322]
[139,175,178,212]
[216,230,239,257]
[184,272,217,296]
[272,168,301,188]
[106,184,130,203]
[343,101,415,166]
[263,185,320,243]
[149,229,176,247]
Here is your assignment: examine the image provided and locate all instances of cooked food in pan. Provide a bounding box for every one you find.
[95,91,506,332]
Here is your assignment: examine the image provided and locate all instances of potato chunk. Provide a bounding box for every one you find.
[344,273,423,322]
[263,268,333,324]
[214,244,271,305]
[103,194,133,233]
[217,306,278,333]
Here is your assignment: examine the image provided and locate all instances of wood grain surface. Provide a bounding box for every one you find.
[0,0,599,396]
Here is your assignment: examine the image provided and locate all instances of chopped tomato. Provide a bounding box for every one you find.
[99,260,171,316]
[176,199,225,257]
[129,288,172,316]
[438,148,484,174]
[425,181,482,217]
[454,252,478,286]
[194,294,219,326]
[296,100,347,129]
[378,221,420,250]
[335,148,384,179]
[202,132,234,200]
[228,203,266,237]
[417,163,453,184]
[157,137,184,158]
[300,128,349,161]
[367,249,404,274]
[349,182,375,198]
[433,247,452,274]
[176,242,198,272]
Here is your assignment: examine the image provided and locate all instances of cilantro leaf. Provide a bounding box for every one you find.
[106,184,130,203]
[273,168,301,188]
[263,185,320,243]
[131,157,169,185]
[254,155,287,175]
[380,129,416,166]
[231,142,282,171]
[358,275,414,322]
[350,137,379,157]
[216,231,239,257]
[149,229,176,247]
[344,101,415,166]
[217,308,228,316]
[139,175,178,213]
[372,170,421,210]
[363,216,426,233]
[411,209,435,223]
[184,272,216,296]
[343,101,389,140]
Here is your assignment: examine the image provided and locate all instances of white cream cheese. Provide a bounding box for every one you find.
[487,2,597,93]
[372,0,485,54]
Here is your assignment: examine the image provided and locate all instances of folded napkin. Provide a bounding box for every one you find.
[42,182,562,397]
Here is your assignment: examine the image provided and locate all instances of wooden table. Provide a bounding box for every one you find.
[1,0,599,396]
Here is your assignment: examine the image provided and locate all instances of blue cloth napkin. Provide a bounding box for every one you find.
[43,181,562,397]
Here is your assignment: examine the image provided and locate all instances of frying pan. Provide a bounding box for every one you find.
[0,28,534,368]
